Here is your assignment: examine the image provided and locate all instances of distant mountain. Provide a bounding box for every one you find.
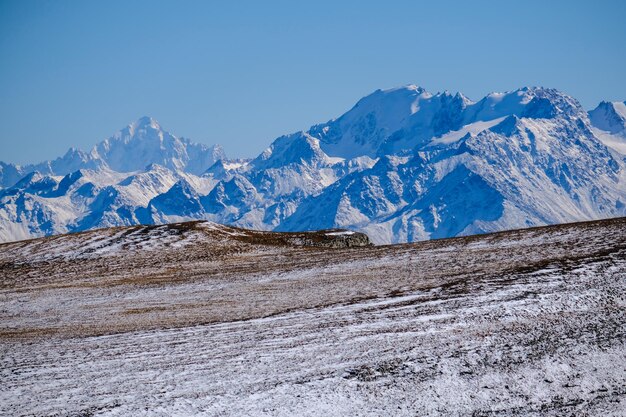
[1,86,625,243]
[92,116,225,175]
[0,116,225,188]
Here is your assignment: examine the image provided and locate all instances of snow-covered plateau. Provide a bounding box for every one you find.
[1,218,625,416]
[2,87,626,244]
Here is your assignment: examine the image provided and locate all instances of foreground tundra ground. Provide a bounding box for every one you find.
[1,219,625,416]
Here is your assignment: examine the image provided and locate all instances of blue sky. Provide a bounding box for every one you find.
[1,0,625,164]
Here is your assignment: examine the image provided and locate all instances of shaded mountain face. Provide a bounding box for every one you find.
[589,101,626,134]
[588,101,626,155]
[2,87,626,244]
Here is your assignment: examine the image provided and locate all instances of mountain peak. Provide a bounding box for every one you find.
[78,117,225,175]
[129,116,161,132]
[251,132,332,170]
[589,101,626,134]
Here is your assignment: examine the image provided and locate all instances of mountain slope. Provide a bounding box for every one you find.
[2,217,625,415]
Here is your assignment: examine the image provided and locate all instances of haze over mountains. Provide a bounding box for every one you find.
[1,85,625,243]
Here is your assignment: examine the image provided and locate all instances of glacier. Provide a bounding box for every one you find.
[1,86,625,244]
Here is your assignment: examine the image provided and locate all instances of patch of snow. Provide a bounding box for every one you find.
[428,117,506,146]
[325,230,355,236]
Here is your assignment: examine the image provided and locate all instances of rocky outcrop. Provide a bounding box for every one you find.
[286,229,372,248]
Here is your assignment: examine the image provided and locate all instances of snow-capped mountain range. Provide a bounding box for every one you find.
[1,86,626,243]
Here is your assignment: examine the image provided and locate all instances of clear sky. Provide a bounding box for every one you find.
[1,0,625,164]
